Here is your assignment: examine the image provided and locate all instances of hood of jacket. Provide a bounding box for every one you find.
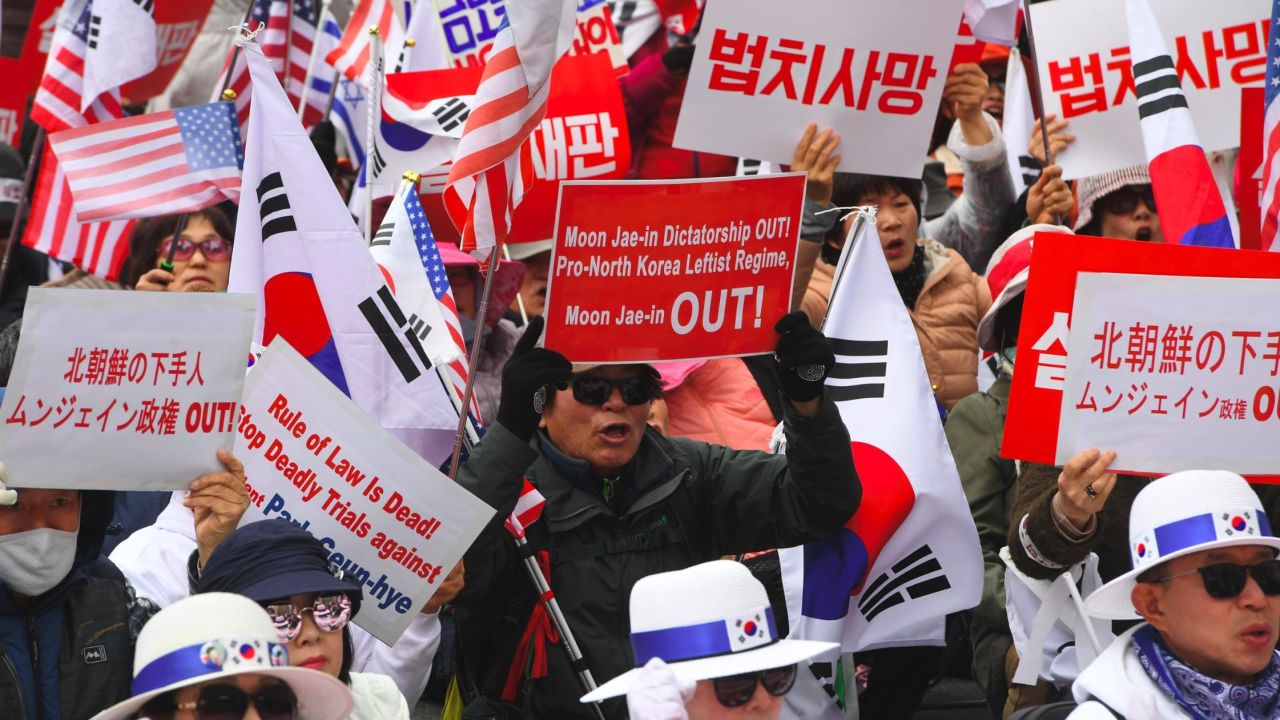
[0,488,116,615]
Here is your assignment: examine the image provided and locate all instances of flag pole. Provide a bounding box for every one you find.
[363,26,383,245]
[817,208,873,333]
[396,37,415,73]
[0,128,46,297]
[219,3,259,97]
[1018,0,1061,224]
[447,249,501,481]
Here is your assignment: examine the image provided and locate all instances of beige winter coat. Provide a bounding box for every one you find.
[914,239,991,410]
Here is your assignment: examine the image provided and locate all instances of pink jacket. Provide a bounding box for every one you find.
[663,359,777,451]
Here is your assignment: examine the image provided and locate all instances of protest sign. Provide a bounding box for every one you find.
[1238,87,1264,251]
[119,0,215,104]
[1001,233,1280,481]
[0,0,61,146]
[543,174,805,363]
[1031,0,1268,180]
[236,340,494,645]
[672,0,965,178]
[434,0,627,74]
[1058,272,1280,476]
[0,289,255,490]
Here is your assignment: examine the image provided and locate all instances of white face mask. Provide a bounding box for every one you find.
[0,527,78,596]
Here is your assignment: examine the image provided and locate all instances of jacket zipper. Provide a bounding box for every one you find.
[28,614,42,720]
[1,652,26,719]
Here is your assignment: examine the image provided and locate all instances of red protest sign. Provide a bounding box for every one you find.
[0,0,61,146]
[120,0,216,104]
[1002,233,1280,481]
[543,174,806,364]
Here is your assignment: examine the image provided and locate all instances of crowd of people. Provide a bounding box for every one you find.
[0,2,1277,720]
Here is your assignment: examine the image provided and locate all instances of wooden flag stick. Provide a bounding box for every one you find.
[447,249,501,481]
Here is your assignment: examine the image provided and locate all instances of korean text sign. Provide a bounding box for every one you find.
[0,289,255,490]
[235,340,494,645]
[543,174,806,363]
[433,0,627,74]
[1001,233,1280,481]
[672,0,965,177]
[1031,0,1268,179]
[1061,273,1280,476]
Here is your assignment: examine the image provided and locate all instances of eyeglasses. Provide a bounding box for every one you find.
[140,682,298,720]
[711,665,797,708]
[158,236,232,263]
[1151,559,1280,600]
[263,593,352,642]
[571,376,656,406]
[1097,185,1157,217]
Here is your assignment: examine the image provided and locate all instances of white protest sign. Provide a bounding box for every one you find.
[0,289,254,490]
[1058,272,1280,476]
[672,0,965,177]
[235,340,494,645]
[1031,0,1268,180]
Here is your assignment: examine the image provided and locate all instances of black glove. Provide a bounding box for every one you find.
[772,311,835,403]
[496,316,573,441]
[662,44,696,74]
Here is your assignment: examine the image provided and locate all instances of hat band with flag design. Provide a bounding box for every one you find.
[1130,508,1271,572]
[131,636,289,695]
[631,606,777,665]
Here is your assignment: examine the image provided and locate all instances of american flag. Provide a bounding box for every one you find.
[326,0,404,83]
[216,0,291,130]
[443,0,577,257]
[1260,0,1280,251]
[22,145,134,280]
[286,0,323,125]
[48,102,243,222]
[30,0,123,133]
[505,478,547,537]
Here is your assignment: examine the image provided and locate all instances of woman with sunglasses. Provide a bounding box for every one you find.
[92,592,353,720]
[193,519,412,720]
[119,207,235,293]
[581,560,837,720]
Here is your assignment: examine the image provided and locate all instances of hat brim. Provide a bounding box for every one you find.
[505,238,554,261]
[977,276,1028,352]
[90,665,354,720]
[231,567,364,613]
[1084,536,1280,620]
[579,639,838,703]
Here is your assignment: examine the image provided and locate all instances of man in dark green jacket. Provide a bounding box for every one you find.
[453,313,860,720]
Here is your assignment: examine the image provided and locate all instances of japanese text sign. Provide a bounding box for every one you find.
[434,0,627,74]
[544,174,806,363]
[672,0,965,177]
[1031,0,1268,179]
[1061,273,1280,476]
[1002,233,1280,481]
[0,289,255,491]
[235,340,494,645]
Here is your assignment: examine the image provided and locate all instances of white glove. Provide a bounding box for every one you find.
[0,462,15,506]
[626,657,695,720]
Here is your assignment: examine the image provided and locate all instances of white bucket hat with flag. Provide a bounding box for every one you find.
[580,560,837,702]
[977,224,1072,353]
[1084,470,1280,620]
[91,593,353,720]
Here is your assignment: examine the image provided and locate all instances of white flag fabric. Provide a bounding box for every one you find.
[778,216,983,653]
[1003,48,1038,198]
[228,40,457,464]
[81,0,157,111]
[963,0,1019,45]
[395,2,451,72]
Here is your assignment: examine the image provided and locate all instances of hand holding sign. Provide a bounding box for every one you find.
[188,449,250,568]
[497,317,573,442]
[792,124,842,207]
[944,63,994,146]
[1056,448,1119,531]
[773,311,836,412]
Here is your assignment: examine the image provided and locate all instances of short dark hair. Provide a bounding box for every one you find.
[0,318,21,386]
[118,205,235,289]
[828,173,924,243]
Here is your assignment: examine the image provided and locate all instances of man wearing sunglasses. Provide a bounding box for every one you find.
[1068,470,1280,718]
[454,312,858,719]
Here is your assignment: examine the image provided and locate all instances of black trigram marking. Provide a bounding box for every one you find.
[607,0,638,39]
[808,662,837,699]
[827,338,888,402]
[358,286,433,383]
[1018,155,1041,187]
[371,221,394,247]
[88,15,102,49]
[408,313,432,343]
[432,97,470,134]
[133,0,155,14]
[369,146,387,179]
[739,158,764,176]
[1133,55,1187,119]
[256,172,297,241]
[857,545,951,622]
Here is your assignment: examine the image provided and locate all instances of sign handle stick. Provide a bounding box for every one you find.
[1018,0,1061,225]
[0,127,46,297]
[817,209,873,334]
[363,27,384,245]
[504,244,529,326]
[447,250,500,481]
[160,213,189,272]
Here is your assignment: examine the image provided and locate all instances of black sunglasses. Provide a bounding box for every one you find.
[139,682,298,720]
[1153,559,1280,600]
[711,665,798,708]
[1097,185,1157,216]
[571,376,655,406]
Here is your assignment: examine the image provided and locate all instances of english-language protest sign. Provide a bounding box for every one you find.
[543,173,806,363]
[672,0,965,178]
[433,0,627,74]
[1001,233,1280,481]
[0,289,255,490]
[235,340,494,645]
[1031,0,1268,180]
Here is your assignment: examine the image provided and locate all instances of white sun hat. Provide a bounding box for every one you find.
[1084,470,1280,620]
[580,560,838,703]
[91,592,354,720]
[976,224,1072,353]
